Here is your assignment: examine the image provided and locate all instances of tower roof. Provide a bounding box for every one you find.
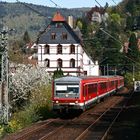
[52,12,65,22]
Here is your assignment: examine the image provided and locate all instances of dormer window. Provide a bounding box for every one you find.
[51,33,56,40]
[56,23,63,28]
[62,33,67,40]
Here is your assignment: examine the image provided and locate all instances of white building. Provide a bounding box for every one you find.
[87,6,108,23]
[36,12,99,76]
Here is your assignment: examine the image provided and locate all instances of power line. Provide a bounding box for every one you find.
[94,0,131,52]
[94,0,103,7]
[111,0,130,17]
[16,0,47,18]
[50,0,61,8]
[99,28,124,47]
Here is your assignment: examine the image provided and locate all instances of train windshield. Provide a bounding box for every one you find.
[55,83,79,98]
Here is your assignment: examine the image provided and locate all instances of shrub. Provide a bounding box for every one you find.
[124,71,140,89]
[52,68,64,79]
[5,120,22,133]
[1,84,54,139]
[30,84,54,120]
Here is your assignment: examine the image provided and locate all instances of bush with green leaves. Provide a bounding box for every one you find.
[1,84,54,138]
[124,71,140,89]
[52,68,64,79]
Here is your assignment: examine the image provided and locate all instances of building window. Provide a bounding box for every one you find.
[62,33,67,40]
[51,33,56,40]
[70,59,75,68]
[44,59,50,67]
[33,45,38,53]
[70,44,75,54]
[57,58,62,68]
[44,45,50,54]
[56,23,63,28]
[57,44,62,54]
[84,71,87,75]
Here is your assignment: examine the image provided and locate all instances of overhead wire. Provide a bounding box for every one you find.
[95,0,102,7]
[15,0,53,45]
[49,0,61,8]
[111,0,130,17]
[16,0,47,18]
[94,0,126,50]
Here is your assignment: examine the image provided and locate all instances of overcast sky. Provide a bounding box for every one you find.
[2,0,122,8]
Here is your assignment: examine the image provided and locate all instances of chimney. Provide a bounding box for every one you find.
[68,15,74,29]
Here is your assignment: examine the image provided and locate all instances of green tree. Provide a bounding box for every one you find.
[125,0,140,16]
[76,19,83,30]
[127,33,139,60]
[126,16,134,30]
[23,30,31,44]
[52,68,64,79]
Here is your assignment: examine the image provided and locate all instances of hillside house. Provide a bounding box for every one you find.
[87,6,108,23]
[34,12,99,76]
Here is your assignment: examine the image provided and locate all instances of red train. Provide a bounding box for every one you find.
[52,75,124,112]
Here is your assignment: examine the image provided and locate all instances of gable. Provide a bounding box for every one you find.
[37,21,81,44]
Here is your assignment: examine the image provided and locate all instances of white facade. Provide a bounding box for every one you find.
[37,43,99,76]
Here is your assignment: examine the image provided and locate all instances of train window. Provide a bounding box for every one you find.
[100,82,107,89]
[111,81,114,87]
[67,86,79,94]
[93,84,97,93]
[87,83,97,94]
[55,83,79,98]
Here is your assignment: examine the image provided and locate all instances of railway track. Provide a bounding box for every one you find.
[75,90,134,140]
[40,91,129,140]
[4,89,131,140]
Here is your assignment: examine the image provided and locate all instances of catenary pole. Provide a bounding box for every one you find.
[0,27,9,124]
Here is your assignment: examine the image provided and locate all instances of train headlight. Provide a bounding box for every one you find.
[66,94,68,97]
[75,101,78,104]
[56,101,59,103]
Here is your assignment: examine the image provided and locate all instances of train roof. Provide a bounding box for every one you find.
[54,76,82,82]
[54,75,121,83]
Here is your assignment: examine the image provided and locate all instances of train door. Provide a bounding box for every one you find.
[116,80,118,91]
[83,84,88,109]
[83,85,88,101]
[96,82,100,103]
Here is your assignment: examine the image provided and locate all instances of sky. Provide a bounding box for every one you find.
[2,0,123,8]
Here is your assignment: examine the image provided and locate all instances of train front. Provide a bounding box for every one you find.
[52,76,82,112]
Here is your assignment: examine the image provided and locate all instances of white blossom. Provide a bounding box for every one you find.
[9,64,51,105]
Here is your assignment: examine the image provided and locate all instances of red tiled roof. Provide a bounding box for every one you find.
[52,12,65,22]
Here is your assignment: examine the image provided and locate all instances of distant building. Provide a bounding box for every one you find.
[31,12,99,76]
[87,6,108,23]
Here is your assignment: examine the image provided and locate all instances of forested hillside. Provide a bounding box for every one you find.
[0,2,87,40]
